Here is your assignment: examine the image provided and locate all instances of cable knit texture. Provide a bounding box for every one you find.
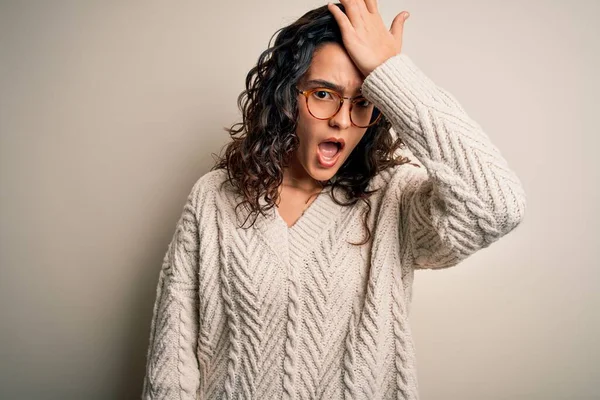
[141,53,527,399]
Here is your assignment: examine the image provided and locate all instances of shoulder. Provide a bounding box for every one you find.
[192,167,227,189]
[182,168,230,216]
[189,168,228,198]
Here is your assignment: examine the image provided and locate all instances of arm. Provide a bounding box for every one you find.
[141,181,203,399]
[361,53,527,269]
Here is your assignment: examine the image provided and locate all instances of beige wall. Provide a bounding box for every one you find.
[1,1,598,399]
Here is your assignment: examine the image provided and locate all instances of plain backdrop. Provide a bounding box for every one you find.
[1,1,598,399]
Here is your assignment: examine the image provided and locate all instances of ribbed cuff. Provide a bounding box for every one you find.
[361,53,439,125]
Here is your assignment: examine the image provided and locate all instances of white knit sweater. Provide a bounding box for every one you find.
[141,53,527,400]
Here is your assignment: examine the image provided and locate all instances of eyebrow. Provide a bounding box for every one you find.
[304,79,363,96]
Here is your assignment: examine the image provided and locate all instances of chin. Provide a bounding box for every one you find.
[298,148,345,183]
[311,158,344,181]
[310,169,337,182]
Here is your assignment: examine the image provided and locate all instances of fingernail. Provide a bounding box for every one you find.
[404,12,410,20]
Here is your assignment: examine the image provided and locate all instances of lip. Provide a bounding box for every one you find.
[317,142,343,168]
[320,136,346,150]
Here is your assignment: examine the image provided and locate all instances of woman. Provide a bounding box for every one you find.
[141,1,527,399]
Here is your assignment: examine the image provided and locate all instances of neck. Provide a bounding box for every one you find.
[281,153,324,194]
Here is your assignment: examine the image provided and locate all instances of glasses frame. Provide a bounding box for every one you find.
[296,86,382,128]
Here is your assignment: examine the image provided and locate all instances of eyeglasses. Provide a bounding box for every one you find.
[296,86,382,128]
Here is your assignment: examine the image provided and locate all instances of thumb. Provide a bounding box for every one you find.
[390,11,409,43]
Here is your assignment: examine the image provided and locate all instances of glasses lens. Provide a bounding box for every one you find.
[351,100,380,128]
[306,89,341,119]
[305,89,381,128]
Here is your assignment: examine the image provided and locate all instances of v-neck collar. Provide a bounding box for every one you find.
[217,167,392,267]
[274,185,328,229]
[253,184,345,265]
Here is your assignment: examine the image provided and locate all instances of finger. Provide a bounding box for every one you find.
[328,3,356,34]
[390,11,409,43]
[364,0,378,13]
[353,0,370,15]
[339,0,365,29]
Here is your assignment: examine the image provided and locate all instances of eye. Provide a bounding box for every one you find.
[313,90,333,100]
[355,98,371,108]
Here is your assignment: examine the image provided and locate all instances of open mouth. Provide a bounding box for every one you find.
[317,137,345,167]
[317,137,345,159]
[318,141,342,159]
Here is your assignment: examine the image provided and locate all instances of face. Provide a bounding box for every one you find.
[288,42,370,189]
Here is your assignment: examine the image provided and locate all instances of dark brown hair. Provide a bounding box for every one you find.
[211,3,414,245]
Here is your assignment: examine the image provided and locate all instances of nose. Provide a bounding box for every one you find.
[328,100,352,129]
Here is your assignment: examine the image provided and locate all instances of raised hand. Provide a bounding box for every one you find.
[327,0,409,77]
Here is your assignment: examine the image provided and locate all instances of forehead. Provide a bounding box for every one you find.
[303,42,364,96]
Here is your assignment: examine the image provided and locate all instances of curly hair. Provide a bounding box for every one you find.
[211,2,415,246]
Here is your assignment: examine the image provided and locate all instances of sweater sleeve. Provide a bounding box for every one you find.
[361,53,527,270]
[141,180,203,399]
